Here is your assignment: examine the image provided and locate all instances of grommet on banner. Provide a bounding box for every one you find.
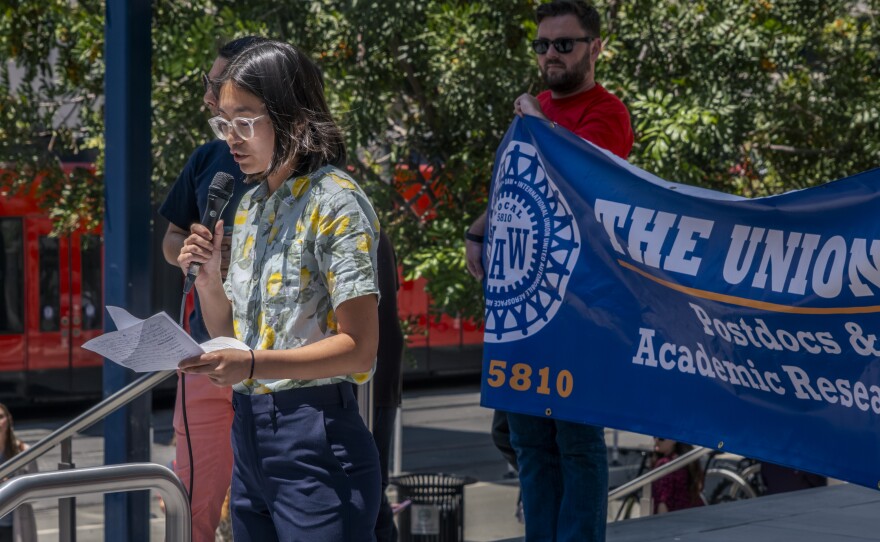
[718,441,724,449]
[545,408,552,416]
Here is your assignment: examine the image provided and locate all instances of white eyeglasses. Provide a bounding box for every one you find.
[208,115,266,141]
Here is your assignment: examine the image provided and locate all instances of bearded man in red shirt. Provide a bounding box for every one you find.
[467,2,634,540]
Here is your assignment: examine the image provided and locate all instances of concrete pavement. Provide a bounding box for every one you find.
[11,380,880,541]
[606,483,880,541]
[395,381,653,542]
[14,408,175,541]
[13,380,649,541]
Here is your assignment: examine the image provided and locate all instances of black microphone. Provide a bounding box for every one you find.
[183,172,235,294]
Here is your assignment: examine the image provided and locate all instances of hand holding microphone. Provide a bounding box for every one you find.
[181,172,235,294]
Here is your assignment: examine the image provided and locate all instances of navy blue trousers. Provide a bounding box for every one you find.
[230,383,381,542]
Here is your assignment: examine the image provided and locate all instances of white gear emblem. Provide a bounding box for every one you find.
[484,140,580,343]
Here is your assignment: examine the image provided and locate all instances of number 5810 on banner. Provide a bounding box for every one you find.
[486,360,574,398]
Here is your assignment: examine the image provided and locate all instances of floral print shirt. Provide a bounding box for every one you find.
[223,165,380,394]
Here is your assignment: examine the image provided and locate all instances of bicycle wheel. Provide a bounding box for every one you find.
[704,467,759,504]
[612,492,643,521]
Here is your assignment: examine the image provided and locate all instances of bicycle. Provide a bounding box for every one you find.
[609,447,765,521]
[702,452,764,504]
[610,449,652,521]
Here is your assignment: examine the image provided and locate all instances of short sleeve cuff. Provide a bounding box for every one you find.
[331,283,380,311]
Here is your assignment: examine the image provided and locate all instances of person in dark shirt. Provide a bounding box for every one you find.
[373,230,405,542]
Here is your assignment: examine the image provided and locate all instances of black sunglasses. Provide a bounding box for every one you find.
[531,36,593,55]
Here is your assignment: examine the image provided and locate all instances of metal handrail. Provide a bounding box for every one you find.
[0,370,175,481]
[608,446,713,502]
[0,463,190,541]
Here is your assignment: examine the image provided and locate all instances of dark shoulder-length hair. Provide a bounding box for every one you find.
[674,442,704,504]
[217,40,346,182]
[0,403,20,459]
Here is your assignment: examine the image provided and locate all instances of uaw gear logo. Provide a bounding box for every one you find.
[484,140,580,343]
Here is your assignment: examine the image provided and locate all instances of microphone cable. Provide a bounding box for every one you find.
[178,292,195,506]
[175,171,234,508]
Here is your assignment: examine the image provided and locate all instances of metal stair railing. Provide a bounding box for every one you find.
[0,361,382,541]
[0,369,177,541]
[607,445,713,517]
[608,445,712,501]
[0,370,175,481]
[0,463,190,541]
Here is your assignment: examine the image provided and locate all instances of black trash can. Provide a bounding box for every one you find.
[391,473,477,542]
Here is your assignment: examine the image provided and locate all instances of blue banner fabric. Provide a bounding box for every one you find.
[480,115,880,490]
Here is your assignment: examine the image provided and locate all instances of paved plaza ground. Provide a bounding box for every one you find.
[10,380,880,541]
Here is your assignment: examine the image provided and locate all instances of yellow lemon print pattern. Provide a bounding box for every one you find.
[310,206,350,236]
[301,267,311,289]
[326,309,337,332]
[351,371,371,384]
[260,326,276,350]
[266,272,283,296]
[291,176,310,198]
[322,215,350,236]
[227,166,381,396]
[356,233,372,253]
[330,173,356,190]
[243,235,255,260]
[326,271,336,295]
[309,207,321,233]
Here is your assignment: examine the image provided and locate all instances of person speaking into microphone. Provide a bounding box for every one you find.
[177,40,381,542]
[182,171,234,294]
[159,36,266,542]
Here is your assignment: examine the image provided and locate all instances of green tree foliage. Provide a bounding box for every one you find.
[293,1,539,322]
[1,0,878,321]
[604,0,880,197]
[0,0,105,230]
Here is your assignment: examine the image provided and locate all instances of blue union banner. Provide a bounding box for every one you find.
[480,115,880,490]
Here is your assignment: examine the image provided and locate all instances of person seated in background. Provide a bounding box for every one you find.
[0,403,37,542]
[651,437,705,514]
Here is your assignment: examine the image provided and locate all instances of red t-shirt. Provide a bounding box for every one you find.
[537,84,634,159]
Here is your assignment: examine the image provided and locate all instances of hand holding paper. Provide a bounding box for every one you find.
[82,306,249,372]
[179,347,254,386]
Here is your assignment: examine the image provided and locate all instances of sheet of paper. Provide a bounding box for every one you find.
[201,336,251,353]
[83,306,252,373]
[105,305,144,330]
[83,307,203,372]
